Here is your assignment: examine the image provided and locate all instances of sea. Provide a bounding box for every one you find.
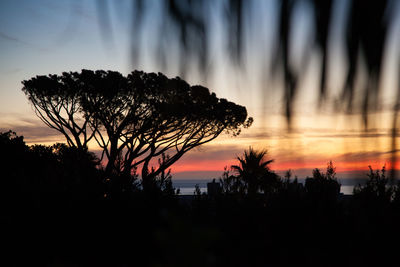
[173,179,363,196]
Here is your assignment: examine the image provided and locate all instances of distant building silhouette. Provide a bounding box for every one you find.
[207,179,221,197]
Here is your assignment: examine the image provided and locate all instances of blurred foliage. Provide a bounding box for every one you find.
[94,0,398,125]
[94,0,400,176]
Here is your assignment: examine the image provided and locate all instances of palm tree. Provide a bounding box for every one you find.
[231,147,277,195]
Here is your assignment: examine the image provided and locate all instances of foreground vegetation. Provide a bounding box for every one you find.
[1,131,399,266]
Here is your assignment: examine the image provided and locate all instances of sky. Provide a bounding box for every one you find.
[1,0,400,181]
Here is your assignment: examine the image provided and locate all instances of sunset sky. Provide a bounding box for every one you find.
[1,0,400,180]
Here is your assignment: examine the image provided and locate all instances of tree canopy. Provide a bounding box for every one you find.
[22,70,253,179]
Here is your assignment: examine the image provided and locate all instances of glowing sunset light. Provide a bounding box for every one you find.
[170,156,399,178]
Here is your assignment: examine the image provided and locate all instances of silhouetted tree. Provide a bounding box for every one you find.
[353,165,395,204]
[21,75,95,149]
[280,169,305,199]
[305,161,341,205]
[0,131,30,206]
[22,70,253,182]
[141,153,180,196]
[0,131,103,210]
[219,167,245,195]
[231,147,280,195]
